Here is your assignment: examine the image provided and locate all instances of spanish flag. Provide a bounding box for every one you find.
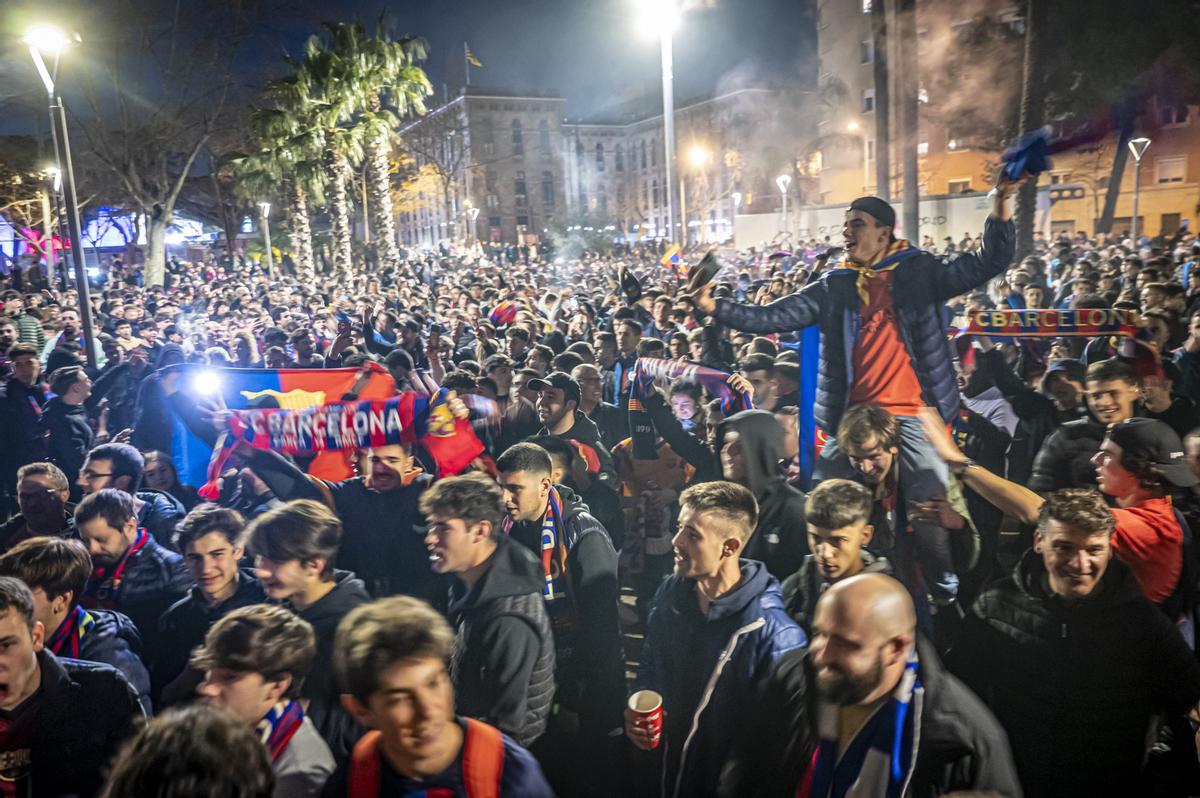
[465,44,482,67]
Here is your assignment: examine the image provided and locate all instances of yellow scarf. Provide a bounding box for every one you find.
[843,239,913,303]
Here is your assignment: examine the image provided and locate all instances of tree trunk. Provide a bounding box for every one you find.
[326,148,354,282]
[144,207,168,287]
[365,114,400,267]
[1014,0,1047,258]
[898,0,920,239]
[871,0,891,200]
[289,180,316,283]
[1097,106,1136,235]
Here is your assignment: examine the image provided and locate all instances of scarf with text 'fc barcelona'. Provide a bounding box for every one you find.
[198,389,484,500]
[503,485,572,621]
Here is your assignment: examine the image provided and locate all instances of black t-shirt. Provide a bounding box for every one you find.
[0,689,42,798]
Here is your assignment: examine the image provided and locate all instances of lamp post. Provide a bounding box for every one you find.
[26,25,95,370]
[258,201,274,277]
[640,0,681,244]
[1128,136,1151,246]
[847,121,870,193]
[776,173,792,237]
[467,206,480,248]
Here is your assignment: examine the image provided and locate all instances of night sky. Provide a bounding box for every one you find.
[0,0,815,134]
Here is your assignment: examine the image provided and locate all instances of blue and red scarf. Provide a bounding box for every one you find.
[47,605,96,659]
[504,486,572,619]
[257,700,306,762]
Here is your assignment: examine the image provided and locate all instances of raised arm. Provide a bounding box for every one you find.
[935,175,1021,300]
[693,279,827,335]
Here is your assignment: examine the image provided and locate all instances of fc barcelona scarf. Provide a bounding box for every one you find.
[256,700,306,762]
[503,486,572,618]
[83,529,150,608]
[628,357,753,461]
[957,308,1141,340]
[198,389,484,499]
[804,649,923,798]
[47,605,96,659]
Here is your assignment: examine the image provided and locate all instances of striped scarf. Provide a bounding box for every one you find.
[257,700,305,762]
[805,649,922,798]
[47,605,96,659]
[504,486,571,616]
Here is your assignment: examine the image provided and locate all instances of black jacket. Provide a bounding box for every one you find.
[39,396,93,489]
[720,637,1021,798]
[507,485,624,737]
[153,571,266,705]
[716,410,807,579]
[540,410,618,494]
[0,379,47,494]
[75,607,152,715]
[640,389,722,485]
[712,218,1015,434]
[780,551,892,635]
[585,400,630,452]
[949,551,1200,798]
[1028,412,1113,493]
[136,489,187,551]
[31,650,143,798]
[289,570,371,762]
[449,535,556,748]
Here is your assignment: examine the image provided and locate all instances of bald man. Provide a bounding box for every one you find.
[571,363,627,450]
[719,573,1019,798]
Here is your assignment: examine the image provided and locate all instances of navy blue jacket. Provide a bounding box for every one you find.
[635,559,806,798]
[78,607,152,715]
[712,217,1015,433]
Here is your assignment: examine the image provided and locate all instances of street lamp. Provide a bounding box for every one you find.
[1127,136,1151,246]
[25,24,95,370]
[848,121,870,193]
[258,201,274,276]
[776,173,792,236]
[681,145,710,246]
[638,0,681,244]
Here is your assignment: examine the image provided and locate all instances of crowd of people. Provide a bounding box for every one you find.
[0,168,1199,798]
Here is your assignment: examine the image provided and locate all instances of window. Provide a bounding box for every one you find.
[862,89,875,114]
[651,139,658,167]
[479,118,494,144]
[860,39,873,64]
[862,0,872,12]
[541,171,554,206]
[641,140,648,170]
[515,171,527,206]
[643,181,650,209]
[575,139,585,170]
[617,184,626,207]
[867,139,876,161]
[948,178,971,194]
[652,179,660,207]
[596,142,605,171]
[615,144,625,172]
[488,215,501,229]
[1156,157,1186,184]
[485,169,497,191]
[1049,172,1067,185]
[947,138,962,151]
[1097,176,1110,190]
[598,185,608,213]
[538,119,551,151]
[511,119,524,156]
[486,194,499,211]
[917,142,929,156]
[517,215,529,228]
[1162,105,1190,127]
[918,87,929,104]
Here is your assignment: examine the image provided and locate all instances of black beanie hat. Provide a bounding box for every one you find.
[849,196,896,229]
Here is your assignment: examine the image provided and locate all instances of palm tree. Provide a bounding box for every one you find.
[323,21,432,268]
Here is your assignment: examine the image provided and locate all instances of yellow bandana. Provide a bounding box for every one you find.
[843,239,913,303]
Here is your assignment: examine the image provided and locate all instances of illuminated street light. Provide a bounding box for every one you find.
[776,174,792,236]
[1128,137,1151,245]
[25,24,95,370]
[846,121,860,132]
[688,145,710,169]
[636,0,681,243]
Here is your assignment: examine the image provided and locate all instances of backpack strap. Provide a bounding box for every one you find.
[462,718,505,798]
[348,730,382,798]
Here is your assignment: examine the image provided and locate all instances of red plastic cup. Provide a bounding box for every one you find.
[628,689,663,749]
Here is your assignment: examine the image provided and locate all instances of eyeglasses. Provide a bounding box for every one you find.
[17,488,58,502]
[79,471,114,481]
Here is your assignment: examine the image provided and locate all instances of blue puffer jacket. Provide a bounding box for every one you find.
[635,559,806,798]
[713,217,1015,433]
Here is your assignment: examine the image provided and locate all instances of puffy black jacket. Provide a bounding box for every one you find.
[39,396,93,489]
[136,489,186,551]
[720,637,1021,798]
[949,551,1200,798]
[32,650,143,798]
[1028,413,1112,493]
[780,551,891,635]
[506,485,624,737]
[77,607,152,715]
[449,535,556,748]
[712,217,1015,434]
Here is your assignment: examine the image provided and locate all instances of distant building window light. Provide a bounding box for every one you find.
[917,142,929,156]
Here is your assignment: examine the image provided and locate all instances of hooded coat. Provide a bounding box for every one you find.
[635,559,806,798]
[949,550,1200,798]
[449,535,556,749]
[716,410,808,579]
